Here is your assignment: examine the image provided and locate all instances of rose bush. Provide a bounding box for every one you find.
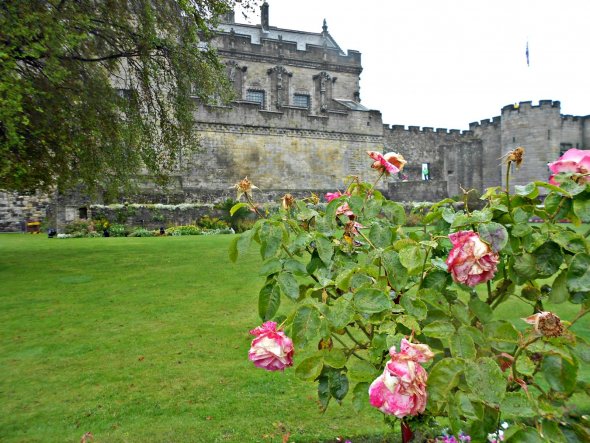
[231,148,590,442]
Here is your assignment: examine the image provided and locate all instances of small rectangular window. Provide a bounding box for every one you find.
[246,90,265,108]
[293,94,310,108]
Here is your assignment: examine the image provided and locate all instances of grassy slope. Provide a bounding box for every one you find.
[0,235,389,443]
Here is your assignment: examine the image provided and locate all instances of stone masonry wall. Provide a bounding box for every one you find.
[0,191,51,232]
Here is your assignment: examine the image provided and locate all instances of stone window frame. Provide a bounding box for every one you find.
[292,93,310,109]
[245,89,266,109]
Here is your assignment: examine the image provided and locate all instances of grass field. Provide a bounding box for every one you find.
[0,235,391,443]
[1,234,588,442]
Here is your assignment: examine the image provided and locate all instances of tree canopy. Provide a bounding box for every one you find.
[0,0,256,196]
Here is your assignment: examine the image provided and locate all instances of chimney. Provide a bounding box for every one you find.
[261,1,269,32]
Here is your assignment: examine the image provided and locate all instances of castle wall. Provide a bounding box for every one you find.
[561,115,586,149]
[500,101,562,188]
[0,191,51,232]
[382,126,482,198]
[470,117,502,190]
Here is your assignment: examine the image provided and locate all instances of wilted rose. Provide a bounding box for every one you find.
[336,202,355,219]
[368,340,433,418]
[248,321,294,371]
[281,193,295,210]
[548,148,590,185]
[446,231,499,287]
[233,177,258,200]
[523,311,563,337]
[367,151,406,175]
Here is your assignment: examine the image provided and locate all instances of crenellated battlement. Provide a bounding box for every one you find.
[469,116,501,130]
[383,124,473,137]
[501,100,561,115]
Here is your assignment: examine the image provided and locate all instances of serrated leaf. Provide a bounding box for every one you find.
[507,427,543,442]
[422,320,455,339]
[292,305,321,349]
[381,250,408,290]
[469,296,493,323]
[550,270,569,304]
[400,295,427,320]
[396,315,422,333]
[295,354,324,381]
[315,234,333,265]
[347,359,379,382]
[382,201,406,225]
[369,223,392,248]
[573,192,590,222]
[478,222,509,252]
[450,330,476,359]
[328,371,349,401]
[465,358,506,405]
[567,253,590,292]
[398,245,426,275]
[352,382,371,412]
[335,268,356,291]
[323,348,347,368]
[327,297,355,330]
[353,288,391,314]
[427,358,464,402]
[259,257,282,276]
[515,183,539,198]
[484,321,519,352]
[542,354,578,393]
[258,281,281,321]
[277,272,300,301]
[228,236,239,262]
[500,392,536,418]
[532,241,563,278]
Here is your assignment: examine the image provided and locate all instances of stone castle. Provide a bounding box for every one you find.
[1,2,589,231]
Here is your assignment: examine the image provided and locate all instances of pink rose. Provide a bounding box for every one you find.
[367,151,406,175]
[369,340,433,418]
[248,321,294,371]
[325,191,348,203]
[446,231,499,287]
[548,148,590,184]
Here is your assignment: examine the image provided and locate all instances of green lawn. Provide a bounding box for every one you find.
[0,235,391,443]
[1,234,588,443]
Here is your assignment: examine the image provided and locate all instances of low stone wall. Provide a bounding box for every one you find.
[385,180,448,202]
[0,191,51,232]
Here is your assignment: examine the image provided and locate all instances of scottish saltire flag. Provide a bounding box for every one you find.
[526,41,530,67]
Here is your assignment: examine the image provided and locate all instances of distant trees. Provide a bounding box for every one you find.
[0,0,257,196]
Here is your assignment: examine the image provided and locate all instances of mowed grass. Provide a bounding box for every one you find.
[0,235,391,443]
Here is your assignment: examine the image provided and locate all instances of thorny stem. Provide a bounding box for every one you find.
[486,280,493,304]
[548,196,567,222]
[246,194,264,218]
[418,247,432,288]
[505,161,514,219]
[357,230,377,250]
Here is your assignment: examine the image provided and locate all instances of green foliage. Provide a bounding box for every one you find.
[197,215,229,230]
[165,224,201,236]
[0,0,253,195]
[232,171,590,438]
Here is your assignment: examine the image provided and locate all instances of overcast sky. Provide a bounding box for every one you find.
[235,0,590,130]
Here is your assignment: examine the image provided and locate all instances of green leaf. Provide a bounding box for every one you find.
[500,392,536,418]
[328,371,349,401]
[515,183,539,198]
[323,348,347,368]
[567,253,590,292]
[427,358,464,402]
[347,359,379,382]
[292,305,321,349]
[327,297,355,330]
[450,329,477,359]
[295,354,324,381]
[550,270,569,304]
[353,288,391,314]
[468,296,493,324]
[369,223,392,248]
[398,245,426,275]
[478,222,509,252]
[484,321,519,352]
[540,420,567,443]
[532,241,563,278]
[260,224,283,259]
[283,258,308,275]
[277,272,300,301]
[506,427,542,443]
[396,315,422,334]
[315,234,334,265]
[230,202,249,216]
[422,320,455,339]
[465,358,506,405]
[534,180,572,197]
[352,382,371,412]
[542,354,578,393]
[513,253,538,281]
[237,228,255,256]
[422,270,449,290]
[259,257,282,276]
[573,192,590,222]
[382,201,406,225]
[258,281,281,321]
[400,295,428,320]
[381,250,408,290]
[511,223,533,238]
[317,375,330,410]
[515,355,536,376]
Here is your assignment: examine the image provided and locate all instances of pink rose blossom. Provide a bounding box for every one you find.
[248,321,294,371]
[368,339,433,418]
[446,231,499,287]
[548,148,590,184]
[367,151,406,175]
[325,191,349,203]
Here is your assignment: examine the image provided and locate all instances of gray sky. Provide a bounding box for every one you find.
[235,0,590,130]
